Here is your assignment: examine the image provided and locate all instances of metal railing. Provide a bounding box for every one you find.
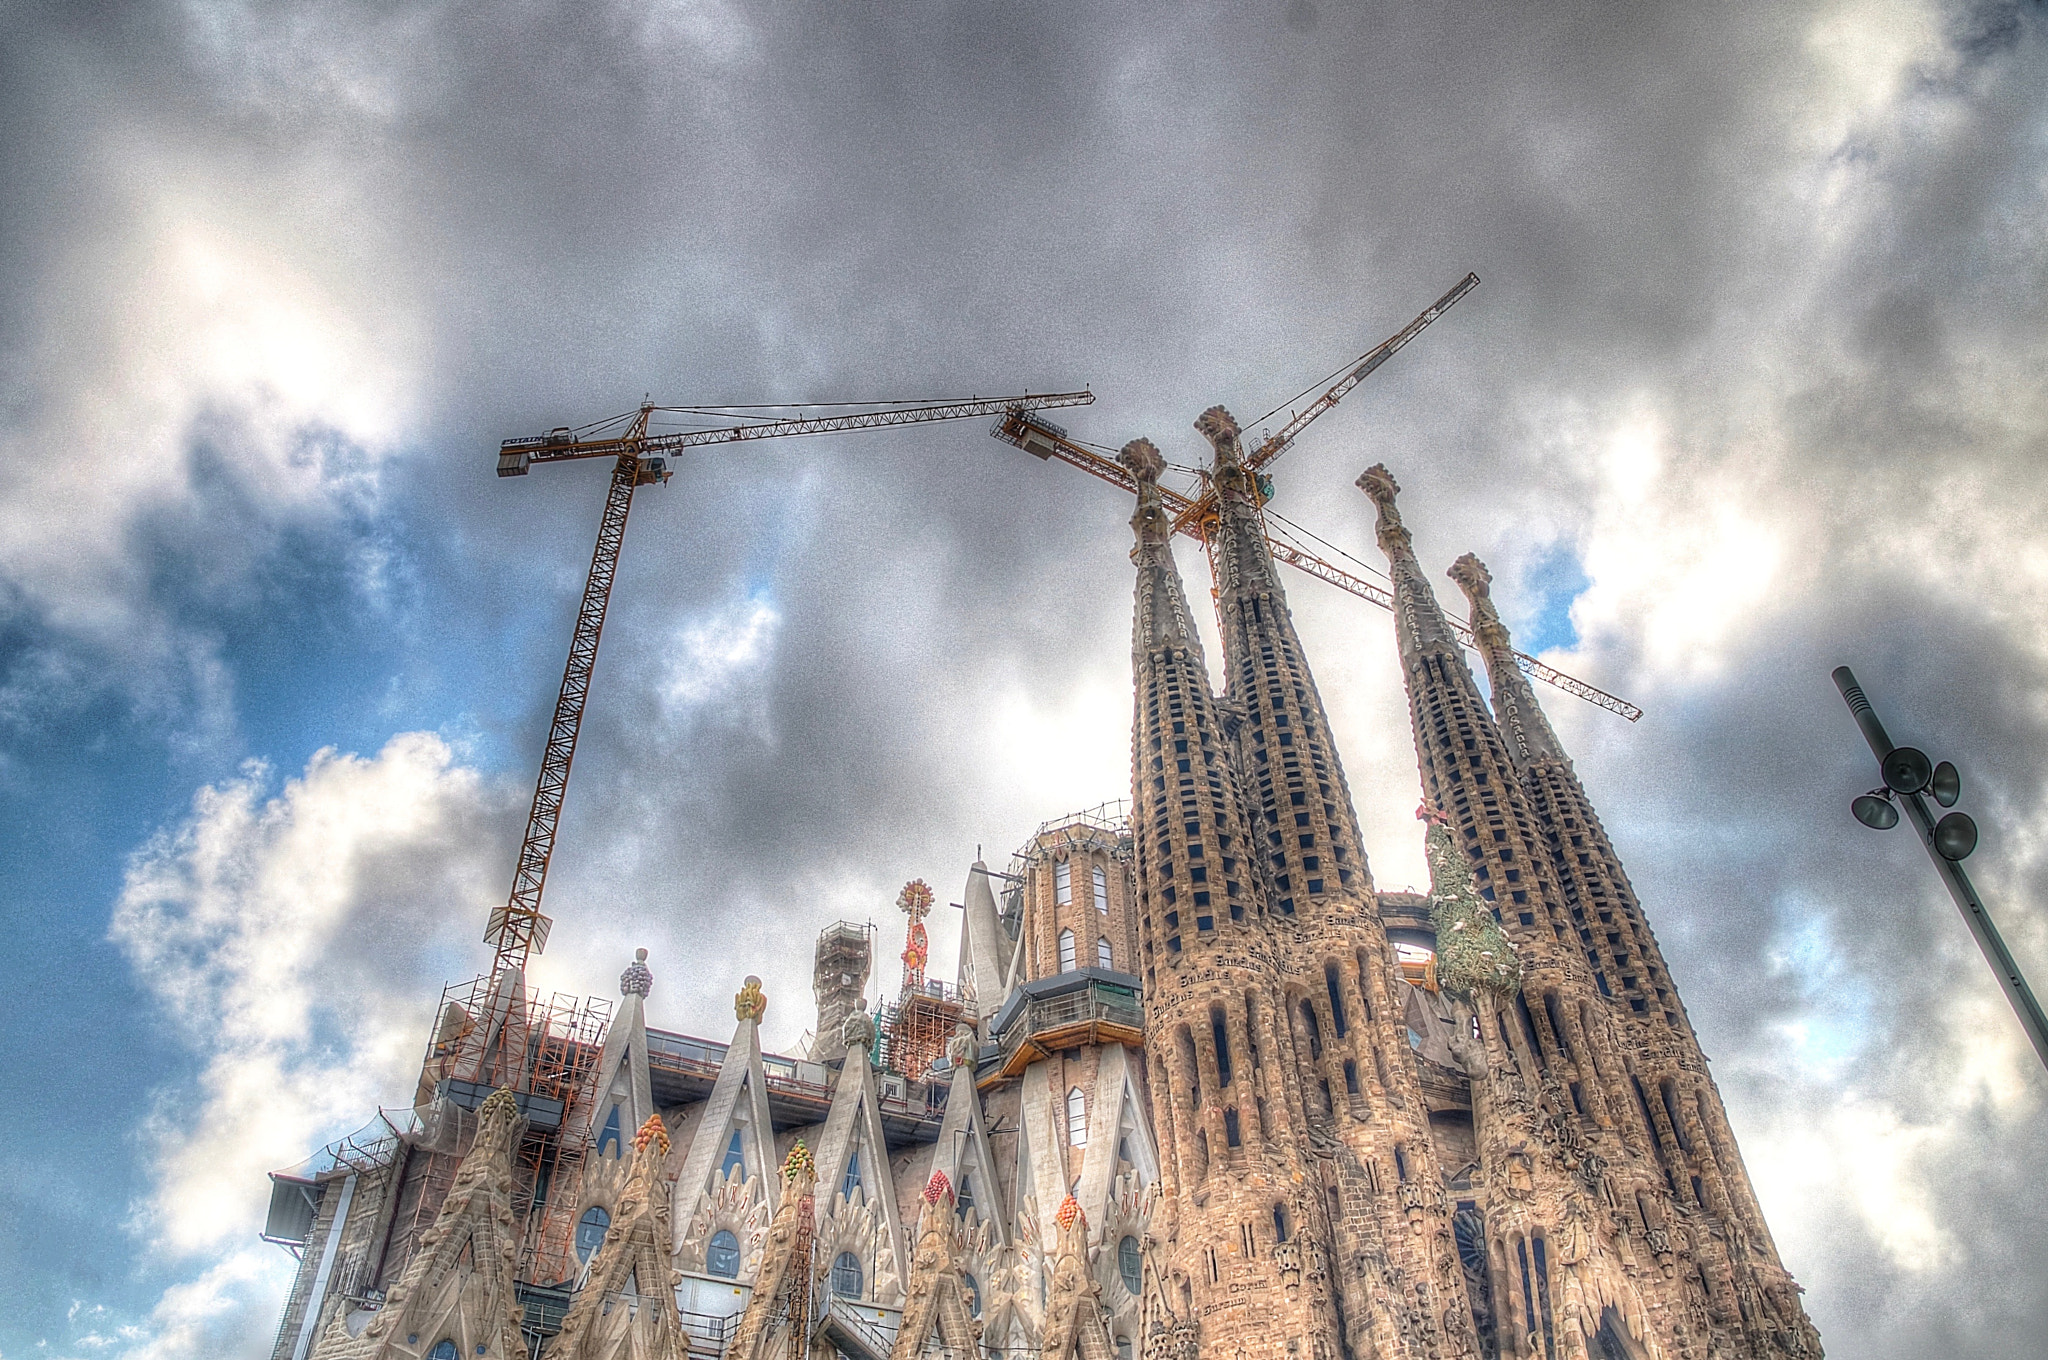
[996,982,1143,1067]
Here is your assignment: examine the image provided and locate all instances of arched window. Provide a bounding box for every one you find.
[1056,861,1073,905]
[963,1273,982,1316]
[1067,1086,1088,1145]
[1118,1235,1142,1294]
[1093,865,1110,912]
[1098,936,1114,969]
[575,1205,610,1262]
[595,1104,623,1158]
[707,1229,741,1279]
[429,1343,458,1360]
[1058,929,1077,973]
[1118,1338,1133,1360]
[720,1129,746,1181]
[832,1251,864,1299]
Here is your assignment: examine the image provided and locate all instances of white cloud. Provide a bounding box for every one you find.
[104,733,507,1358]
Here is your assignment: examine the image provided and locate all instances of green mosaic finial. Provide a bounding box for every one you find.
[1424,817,1522,998]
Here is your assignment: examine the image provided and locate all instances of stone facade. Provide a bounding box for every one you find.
[268,419,1814,1360]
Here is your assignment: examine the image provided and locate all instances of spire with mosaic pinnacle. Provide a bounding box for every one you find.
[1362,473,1824,1359]
[1446,552,1798,1276]
[1121,435,1343,1357]
[1445,554,1567,768]
[1195,405,1373,921]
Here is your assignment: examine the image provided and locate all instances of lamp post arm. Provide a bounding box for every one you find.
[1895,785,2048,1070]
[1834,666,2048,1071]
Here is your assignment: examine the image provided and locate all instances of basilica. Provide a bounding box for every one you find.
[262,408,1819,1360]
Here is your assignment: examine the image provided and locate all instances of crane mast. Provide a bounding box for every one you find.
[486,389,1095,979]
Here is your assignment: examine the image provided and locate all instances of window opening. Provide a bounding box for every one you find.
[1099,936,1115,969]
[832,1251,864,1299]
[576,1206,611,1262]
[1056,862,1073,905]
[720,1129,746,1181]
[1094,865,1110,912]
[707,1229,741,1278]
[1059,929,1077,973]
[1119,1236,1143,1294]
[1067,1087,1088,1146]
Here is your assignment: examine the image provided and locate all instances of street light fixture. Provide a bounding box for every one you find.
[1833,666,2048,1071]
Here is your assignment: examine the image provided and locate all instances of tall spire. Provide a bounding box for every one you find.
[1446,554,1566,767]
[1119,433,1342,1356]
[1197,406,1372,918]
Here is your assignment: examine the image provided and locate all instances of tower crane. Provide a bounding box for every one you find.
[485,390,1095,982]
[988,276,1642,722]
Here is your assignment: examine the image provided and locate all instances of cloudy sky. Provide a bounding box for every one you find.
[2,0,2044,1355]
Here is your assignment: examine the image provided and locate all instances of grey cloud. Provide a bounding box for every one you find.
[4,0,2046,1354]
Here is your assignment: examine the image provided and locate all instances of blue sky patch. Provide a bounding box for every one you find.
[1516,543,1590,656]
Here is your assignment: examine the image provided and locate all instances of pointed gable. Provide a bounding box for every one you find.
[673,976,780,1277]
[809,1012,907,1302]
[588,951,657,1165]
[1069,1044,1156,1229]
[314,1089,525,1360]
[929,1027,1007,1245]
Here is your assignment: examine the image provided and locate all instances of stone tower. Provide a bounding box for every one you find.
[1356,465,1821,1360]
[1444,550,1819,1359]
[1119,433,1348,1360]
[1195,408,1487,1360]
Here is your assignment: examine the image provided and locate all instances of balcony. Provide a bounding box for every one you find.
[985,969,1143,1082]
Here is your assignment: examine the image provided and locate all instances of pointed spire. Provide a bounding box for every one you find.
[1447,553,1567,767]
[958,860,1013,1017]
[1357,463,1461,663]
[1122,438,1200,656]
[1196,405,1284,602]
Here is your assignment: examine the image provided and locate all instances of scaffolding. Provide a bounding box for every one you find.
[424,973,613,1288]
[880,981,967,1083]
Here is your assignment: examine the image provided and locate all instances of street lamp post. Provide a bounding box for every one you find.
[1832,665,2048,1071]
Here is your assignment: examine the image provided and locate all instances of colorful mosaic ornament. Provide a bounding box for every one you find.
[782,1139,815,1179]
[1421,808,1522,999]
[633,1113,670,1156]
[923,1169,953,1205]
[1055,1195,1083,1231]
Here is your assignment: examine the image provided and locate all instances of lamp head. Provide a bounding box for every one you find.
[1882,746,1933,795]
[1852,794,1900,830]
[1934,811,1978,861]
[1930,761,1961,808]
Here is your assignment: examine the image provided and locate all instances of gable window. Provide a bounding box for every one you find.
[963,1273,982,1317]
[842,1150,863,1201]
[1056,861,1073,905]
[1059,929,1077,973]
[1098,936,1114,969]
[720,1129,746,1182]
[707,1229,741,1279]
[1093,865,1110,912]
[595,1105,623,1159]
[429,1343,458,1360]
[576,1205,610,1262]
[957,1173,975,1216]
[1118,1235,1143,1294]
[1067,1087,1088,1146]
[832,1251,864,1299]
